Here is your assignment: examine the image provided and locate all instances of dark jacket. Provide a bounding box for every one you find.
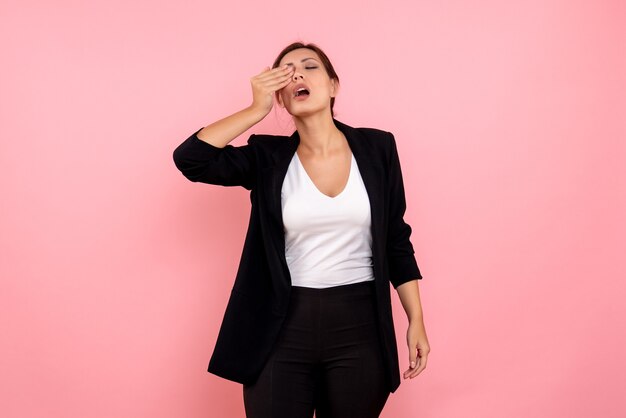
[172,117,422,393]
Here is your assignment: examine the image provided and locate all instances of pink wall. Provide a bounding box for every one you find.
[1,0,624,417]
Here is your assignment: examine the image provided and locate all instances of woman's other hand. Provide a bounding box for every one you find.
[403,319,430,379]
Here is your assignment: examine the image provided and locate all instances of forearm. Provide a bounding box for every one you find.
[395,279,424,323]
[196,105,266,148]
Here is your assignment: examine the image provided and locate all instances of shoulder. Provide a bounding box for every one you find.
[355,126,393,143]
[245,133,292,150]
[246,132,290,143]
[355,126,390,137]
[246,133,288,145]
[353,126,396,159]
[243,133,292,161]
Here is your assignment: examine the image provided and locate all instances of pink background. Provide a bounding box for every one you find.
[1,0,625,417]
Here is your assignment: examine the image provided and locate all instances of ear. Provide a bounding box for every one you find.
[330,79,339,98]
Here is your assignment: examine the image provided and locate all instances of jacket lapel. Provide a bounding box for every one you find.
[262,118,385,288]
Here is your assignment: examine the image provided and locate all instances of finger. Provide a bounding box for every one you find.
[265,70,295,86]
[260,73,295,93]
[255,65,293,80]
[254,73,292,91]
[408,353,427,378]
[265,76,295,91]
[403,361,418,377]
[403,347,418,378]
[408,358,422,378]
[409,342,418,368]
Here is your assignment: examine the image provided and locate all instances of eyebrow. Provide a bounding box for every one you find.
[284,58,319,65]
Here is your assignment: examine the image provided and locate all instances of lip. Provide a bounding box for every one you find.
[292,83,310,98]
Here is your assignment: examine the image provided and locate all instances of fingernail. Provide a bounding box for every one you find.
[411,361,416,368]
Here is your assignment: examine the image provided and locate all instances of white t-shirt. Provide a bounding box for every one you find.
[281,151,375,288]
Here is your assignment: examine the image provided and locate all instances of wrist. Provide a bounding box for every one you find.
[408,314,424,325]
[246,104,268,121]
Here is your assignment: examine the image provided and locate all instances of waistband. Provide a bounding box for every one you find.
[290,280,375,297]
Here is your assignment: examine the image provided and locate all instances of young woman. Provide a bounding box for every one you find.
[173,41,430,418]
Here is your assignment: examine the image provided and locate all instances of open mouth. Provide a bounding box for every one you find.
[294,88,310,97]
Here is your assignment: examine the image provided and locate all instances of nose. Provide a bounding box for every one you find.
[292,70,303,81]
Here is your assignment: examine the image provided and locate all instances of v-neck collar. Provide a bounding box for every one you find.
[294,151,354,200]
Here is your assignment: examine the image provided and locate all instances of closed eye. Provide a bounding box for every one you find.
[305,67,317,69]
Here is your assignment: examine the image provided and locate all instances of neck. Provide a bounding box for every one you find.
[293,112,343,157]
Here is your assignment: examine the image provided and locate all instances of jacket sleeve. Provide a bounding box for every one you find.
[386,132,423,289]
[172,127,258,190]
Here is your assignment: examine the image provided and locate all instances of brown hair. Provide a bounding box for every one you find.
[272,42,340,118]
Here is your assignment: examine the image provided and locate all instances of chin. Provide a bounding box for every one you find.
[286,108,319,118]
[285,102,326,118]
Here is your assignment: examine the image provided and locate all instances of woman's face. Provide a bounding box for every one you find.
[277,48,337,117]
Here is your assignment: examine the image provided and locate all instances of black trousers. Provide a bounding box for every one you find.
[243,280,390,418]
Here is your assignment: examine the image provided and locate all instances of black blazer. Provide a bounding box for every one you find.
[172,117,422,393]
